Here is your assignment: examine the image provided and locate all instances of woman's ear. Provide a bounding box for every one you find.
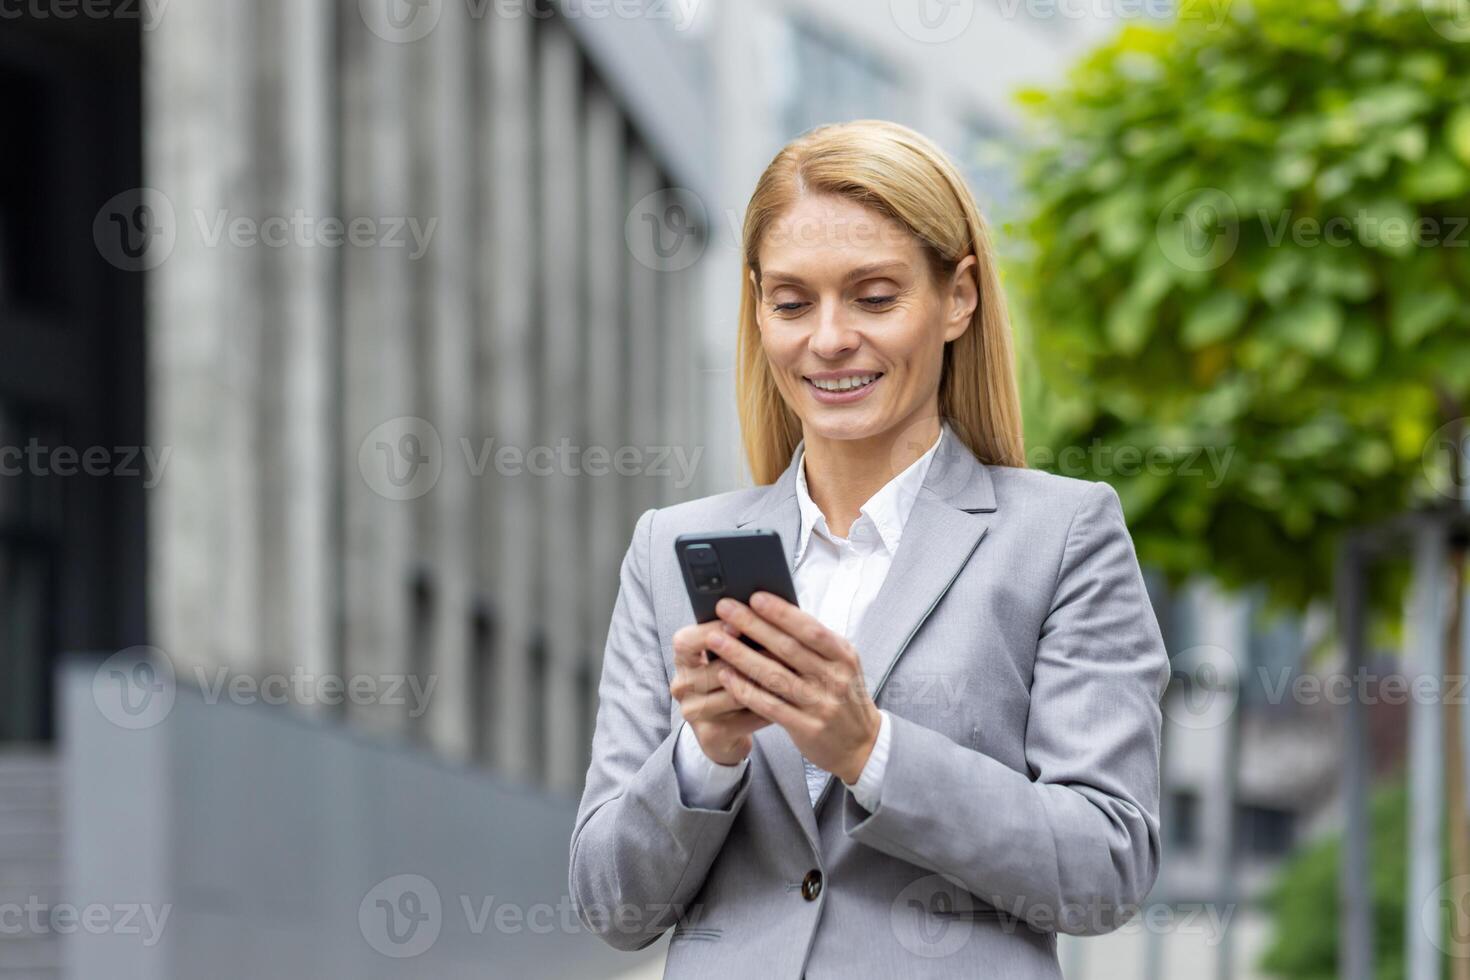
[944,255,979,342]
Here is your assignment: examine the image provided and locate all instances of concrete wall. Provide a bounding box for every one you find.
[60,655,662,979]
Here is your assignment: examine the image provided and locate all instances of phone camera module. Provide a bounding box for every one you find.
[685,546,726,594]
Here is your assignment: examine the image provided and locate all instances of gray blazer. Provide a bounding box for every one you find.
[570,432,1171,978]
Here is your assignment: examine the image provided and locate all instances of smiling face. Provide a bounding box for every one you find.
[750,193,978,450]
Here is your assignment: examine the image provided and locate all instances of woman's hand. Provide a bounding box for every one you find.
[708,592,881,785]
[670,620,771,766]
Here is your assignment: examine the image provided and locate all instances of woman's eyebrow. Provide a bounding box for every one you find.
[843,261,909,282]
[761,261,910,287]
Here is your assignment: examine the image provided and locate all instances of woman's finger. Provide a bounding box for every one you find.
[706,630,804,702]
[750,591,854,664]
[672,621,735,668]
[714,597,826,679]
[720,665,807,731]
[721,707,772,736]
[671,625,702,667]
[679,686,747,720]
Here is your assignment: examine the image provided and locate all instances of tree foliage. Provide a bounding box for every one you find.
[1011,0,1470,610]
[1256,781,1455,979]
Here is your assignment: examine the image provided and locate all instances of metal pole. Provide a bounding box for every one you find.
[1454,433,1470,980]
[1406,515,1447,980]
[1336,536,1373,980]
[1446,543,1470,980]
[1213,598,1247,980]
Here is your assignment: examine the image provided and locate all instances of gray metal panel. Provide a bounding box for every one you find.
[624,148,660,531]
[60,657,658,979]
[338,1,417,738]
[481,1,540,779]
[1405,520,1446,980]
[424,0,481,760]
[537,21,587,793]
[145,1,265,673]
[581,85,628,761]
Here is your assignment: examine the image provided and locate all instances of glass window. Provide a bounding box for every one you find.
[1244,587,1304,711]
[1167,788,1201,851]
[954,113,1019,223]
[778,19,903,138]
[1236,802,1296,859]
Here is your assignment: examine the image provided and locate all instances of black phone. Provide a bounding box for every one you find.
[675,530,799,656]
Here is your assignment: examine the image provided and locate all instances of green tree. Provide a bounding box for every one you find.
[1257,781,1457,980]
[1007,6,1470,977]
[1010,0,1470,612]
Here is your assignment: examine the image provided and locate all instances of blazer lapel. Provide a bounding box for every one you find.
[732,430,1000,845]
[854,433,997,700]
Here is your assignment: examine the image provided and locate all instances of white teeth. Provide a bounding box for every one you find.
[810,373,879,392]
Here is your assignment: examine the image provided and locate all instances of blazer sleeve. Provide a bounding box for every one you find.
[841,480,1172,937]
[569,507,753,951]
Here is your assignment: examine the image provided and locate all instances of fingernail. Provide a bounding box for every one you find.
[750,592,769,609]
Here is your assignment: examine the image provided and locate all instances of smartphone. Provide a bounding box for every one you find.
[675,530,800,656]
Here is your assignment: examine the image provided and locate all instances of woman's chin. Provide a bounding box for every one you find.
[798,411,892,444]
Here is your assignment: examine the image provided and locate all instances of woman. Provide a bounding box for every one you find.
[570,120,1170,978]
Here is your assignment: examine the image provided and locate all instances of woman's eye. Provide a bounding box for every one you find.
[772,301,808,313]
[858,296,897,308]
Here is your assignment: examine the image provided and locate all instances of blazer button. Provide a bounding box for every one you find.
[801,869,822,901]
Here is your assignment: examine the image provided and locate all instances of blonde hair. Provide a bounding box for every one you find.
[736,119,1025,484]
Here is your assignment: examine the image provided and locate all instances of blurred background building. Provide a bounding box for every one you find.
[0,1,1448,978]
[7,2,707,974]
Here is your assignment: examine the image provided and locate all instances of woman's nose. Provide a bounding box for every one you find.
[808,305,859,358]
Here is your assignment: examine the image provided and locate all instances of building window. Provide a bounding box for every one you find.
[471,597,497,764]
[1236,803,1296,859]
[0,62,66,316]
[777,18,902,138]
[1168,789,1201,852]
[1244,588,1303,711]
[955,113,1018,224]
[409,567,437,742]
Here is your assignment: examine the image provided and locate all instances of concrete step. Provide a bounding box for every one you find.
[0,751,63,980]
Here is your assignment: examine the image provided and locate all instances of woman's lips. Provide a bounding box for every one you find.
[803,374,882,405]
